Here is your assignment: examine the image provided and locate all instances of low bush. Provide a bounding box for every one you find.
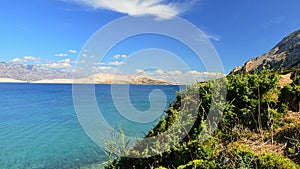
[105,70,300,169]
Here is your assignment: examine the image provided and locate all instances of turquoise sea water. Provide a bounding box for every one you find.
[0,84,180,169]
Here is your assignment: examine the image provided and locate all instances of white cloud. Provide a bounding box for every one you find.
[113,54,127,60]
[136,69,145,74]
[24,56,39,61]
[75,60,87,64]
[108,61,125,66]
[10,56,40,63]
[93,62,105,65]
[55,53,68,57]
[183,71,225,82]
[81,53,88,57]
[194,32,221,42]
[168,70,182,75]
[95,66,117,73]
[61,58,71,64]
[69,49,77,54]
[44,59,72,68]
[11,58,23,63]
[138,69,225,84]
[98,66,114,70]
[69,0,195,19]
[155,69,165,75]
[113,54,121,60]
[186,70,202,76]
[206,33,221,41]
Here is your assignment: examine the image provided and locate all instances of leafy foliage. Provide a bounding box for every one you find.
[279,84,300,112]
[225,70,280,131]
[104,70,300,169]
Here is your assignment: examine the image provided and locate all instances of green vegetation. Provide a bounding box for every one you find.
[105,69,300,169]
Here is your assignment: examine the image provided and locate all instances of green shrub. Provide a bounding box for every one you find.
[274,125,300,163]
[259,154,300,169]
[177,159,216,169]
[105,70,300,169]
[219,147,299,169]
[225,70,280,131]
[155,167,167,169]
[294,75,300,86]
[279,84,300,112]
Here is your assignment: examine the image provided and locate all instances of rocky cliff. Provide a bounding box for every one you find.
[232,29,300,73]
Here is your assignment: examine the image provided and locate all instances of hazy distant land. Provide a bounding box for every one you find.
[0,69,176,85]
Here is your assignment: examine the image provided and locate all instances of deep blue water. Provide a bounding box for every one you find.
[0,83,180,169]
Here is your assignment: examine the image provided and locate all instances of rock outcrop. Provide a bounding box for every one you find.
[232,29,300,73]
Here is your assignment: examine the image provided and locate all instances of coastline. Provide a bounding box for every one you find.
[0,78,180,85]
[0,78,28,83]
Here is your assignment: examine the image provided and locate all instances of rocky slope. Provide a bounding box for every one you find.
[232,29,300,73]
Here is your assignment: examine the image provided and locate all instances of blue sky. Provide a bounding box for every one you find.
[1,0,300,77]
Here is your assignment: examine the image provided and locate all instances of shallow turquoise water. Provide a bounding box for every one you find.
[0,84,180,168]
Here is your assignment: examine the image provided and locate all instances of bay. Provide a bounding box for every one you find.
[0,84,180,168]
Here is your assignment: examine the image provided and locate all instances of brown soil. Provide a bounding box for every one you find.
[230,111,300,156]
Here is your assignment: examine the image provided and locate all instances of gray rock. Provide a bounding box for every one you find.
[232,29,300,73]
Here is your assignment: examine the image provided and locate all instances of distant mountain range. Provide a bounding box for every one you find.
[0,62,173,84]
[0,62,85,81]
[232,29,300,73]
[4,29,299,84]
